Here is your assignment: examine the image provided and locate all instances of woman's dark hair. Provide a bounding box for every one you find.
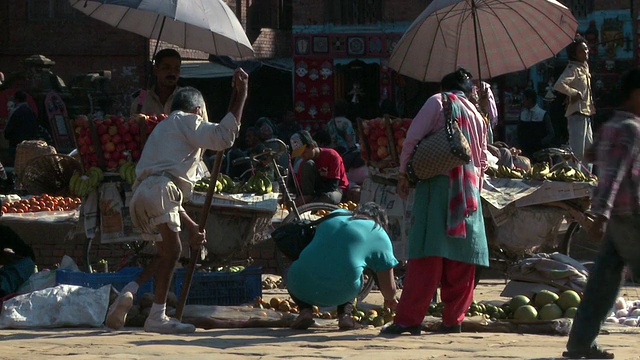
[618,67,640,102]
[566,35,587,61]
[441,68,474,95]
[350,202,389,232]
[522,88,538,102]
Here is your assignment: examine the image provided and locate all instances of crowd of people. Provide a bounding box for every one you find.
[4,32,640,359]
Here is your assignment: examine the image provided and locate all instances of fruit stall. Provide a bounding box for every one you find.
[356,116,596,265]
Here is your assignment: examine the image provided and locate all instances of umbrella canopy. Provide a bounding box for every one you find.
[69,0,254,59]
[389,0,578,82]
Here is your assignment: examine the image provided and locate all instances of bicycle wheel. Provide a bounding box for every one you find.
[274,202,376,302]
[560,222,600,269]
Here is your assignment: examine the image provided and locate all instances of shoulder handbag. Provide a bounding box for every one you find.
[271,211,352,261]
[406,92,472,184]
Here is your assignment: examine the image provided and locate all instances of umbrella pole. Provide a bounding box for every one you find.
[152,17,167,61]
[471,0,482,83]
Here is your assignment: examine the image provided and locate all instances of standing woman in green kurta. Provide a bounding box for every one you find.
[381,68,489,336]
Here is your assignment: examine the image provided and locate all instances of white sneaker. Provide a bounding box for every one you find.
[144,315,196,334]
[105,291,134,330]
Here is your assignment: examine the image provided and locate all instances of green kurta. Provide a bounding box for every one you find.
[408,175,489,267]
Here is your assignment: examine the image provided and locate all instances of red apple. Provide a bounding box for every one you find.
[129,123,139,135]
[113,117,124,126]
[103,151,112,160]
[116,143,126,152]
[75,115,89,128]
[394,130,405,140]
[363,127,370,136]
[397,137,405,147]
[122,133,133,143]
[112,134,122,144]
[118,124,129,135]
[126,141,138,151]
[132,150,141,160]
[103,118,112,126]
[391,120,402,130]
[107,160,118,170]
[111,151,121,161]
[100,134,111,145]
[134,135,141,143]
[377,146,388,159]
[377,136,388,147]
[104,142,115,152]
[403,119,412,129]
[108,126,118,136]
[88,145,95,153]
[97,124,108,135]
[80,144,89,155]
[90,153,98,162]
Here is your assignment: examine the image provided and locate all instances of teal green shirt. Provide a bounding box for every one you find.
[287,210,399,307]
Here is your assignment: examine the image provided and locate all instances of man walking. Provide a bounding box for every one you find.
[562,68,640,359]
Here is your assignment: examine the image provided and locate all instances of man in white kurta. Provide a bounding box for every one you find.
[106,69,248,334]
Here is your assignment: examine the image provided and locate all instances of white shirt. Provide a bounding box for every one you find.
[520,104,547,122]
[135,110,239,201]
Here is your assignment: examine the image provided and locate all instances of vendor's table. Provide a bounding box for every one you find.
[359,175,595,263]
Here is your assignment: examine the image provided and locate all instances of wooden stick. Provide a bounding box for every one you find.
[175,150,224,320]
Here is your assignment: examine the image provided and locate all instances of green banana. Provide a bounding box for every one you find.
[69,172,80,195]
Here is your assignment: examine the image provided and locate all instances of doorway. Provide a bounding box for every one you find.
[334,59,379,120]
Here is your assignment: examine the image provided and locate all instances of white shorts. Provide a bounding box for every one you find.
[129,175,182,241]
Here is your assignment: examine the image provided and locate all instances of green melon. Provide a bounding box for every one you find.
[564,307,578,319]
[538,303,563,320]
[534,290,559,309]
[514,305,538,321]
[510,295,531,310]
[557,290,581,311]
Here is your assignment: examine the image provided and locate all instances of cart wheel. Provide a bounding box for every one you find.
[274,202,376,302]
[560,222,600,268]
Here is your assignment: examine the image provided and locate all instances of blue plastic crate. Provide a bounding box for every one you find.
[55,267,153,300]
[173,266,262,306]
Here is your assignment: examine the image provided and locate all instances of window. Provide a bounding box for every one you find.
[28,0,76,21]
[558,0,593,19]
[331,0,383,25]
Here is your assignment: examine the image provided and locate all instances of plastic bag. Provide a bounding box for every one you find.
[0,284,110,329]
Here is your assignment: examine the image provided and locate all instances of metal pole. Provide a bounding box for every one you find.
[471,0,483,83]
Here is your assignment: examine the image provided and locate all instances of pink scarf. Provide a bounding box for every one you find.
[443,92,479,238]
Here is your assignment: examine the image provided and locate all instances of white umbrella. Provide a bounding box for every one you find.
[69,0,254,59]
[389,0,578,82]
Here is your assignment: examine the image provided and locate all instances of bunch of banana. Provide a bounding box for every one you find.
[525,162,551,181]
[496,165,525,179]
[69,167,103,197]
[217,173,236,193]
[119,161,137,185]
[485,166,498,177]
[245,172,272,194]
[546,165,594,182]
[194,178,210,192]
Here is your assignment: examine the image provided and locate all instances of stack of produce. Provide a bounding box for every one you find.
[69,167,104,197]
[502,290,581,321]
[1,194,81,213]
[605,296,640,326]
[253,296,394,327]
[486,162,597,183]
[72,113,168,173]
[194,172,273,195]
[358,117,412,167]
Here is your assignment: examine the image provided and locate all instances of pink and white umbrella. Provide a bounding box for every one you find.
[389,0,578,82]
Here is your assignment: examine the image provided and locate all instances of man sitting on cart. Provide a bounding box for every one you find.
[290,130,349,206]
[106,69,249,334]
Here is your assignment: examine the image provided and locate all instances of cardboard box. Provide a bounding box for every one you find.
[515,181,593,207]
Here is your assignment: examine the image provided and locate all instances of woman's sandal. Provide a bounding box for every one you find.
[290,317,315,330]
[338,315,364,330]
[562,346,614,359]
[379,323,422,336]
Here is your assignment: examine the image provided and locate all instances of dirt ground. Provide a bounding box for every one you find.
[2,277,640,360]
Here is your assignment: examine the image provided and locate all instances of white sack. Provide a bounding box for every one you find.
[0,284,110,329]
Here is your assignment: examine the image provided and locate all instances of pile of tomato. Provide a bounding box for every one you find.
[1,194,81,214]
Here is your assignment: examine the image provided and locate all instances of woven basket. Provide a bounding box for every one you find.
[21,154,82,196]
[15,140,56,186]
